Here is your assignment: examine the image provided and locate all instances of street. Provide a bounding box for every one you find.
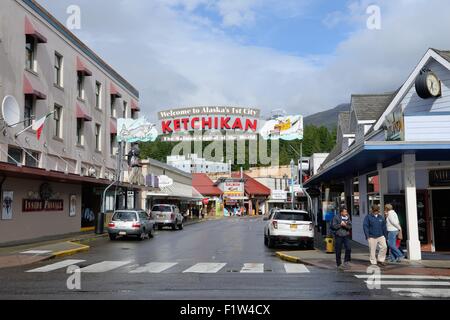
[0,217,437,300]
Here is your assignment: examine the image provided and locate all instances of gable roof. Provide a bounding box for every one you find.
[231,172,271,196]
[338,112,351,135]
[434,49,450,64]
[351,93,396,122]
[317,144,341,172]
[192,174,223,196]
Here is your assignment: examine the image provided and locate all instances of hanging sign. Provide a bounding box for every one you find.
[260,115,303,141]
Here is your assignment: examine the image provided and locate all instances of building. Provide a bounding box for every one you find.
[0,0,141,244]
[167,154,231,174]
[309,154,329,176]
[192,173,223,216]
[305,48,450,260]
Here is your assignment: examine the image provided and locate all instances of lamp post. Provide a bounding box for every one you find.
[290,159,295,210]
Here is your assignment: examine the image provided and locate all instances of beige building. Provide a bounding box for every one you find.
[0,0,142,244]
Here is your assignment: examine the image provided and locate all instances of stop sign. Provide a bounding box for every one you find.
[202,198,209,205]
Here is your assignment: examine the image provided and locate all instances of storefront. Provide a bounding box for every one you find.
[192,174,223,217]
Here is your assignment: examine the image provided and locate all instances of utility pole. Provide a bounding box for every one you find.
[290,159,295,210]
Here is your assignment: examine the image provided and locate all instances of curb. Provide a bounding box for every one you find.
[52,242,90,258]
[275,252,302,264]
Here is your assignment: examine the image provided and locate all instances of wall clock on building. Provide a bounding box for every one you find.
[415,68,442,99]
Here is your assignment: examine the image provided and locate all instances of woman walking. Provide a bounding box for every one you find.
[385,204,405,262]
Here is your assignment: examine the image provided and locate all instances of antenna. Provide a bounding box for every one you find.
[1,95,21,127]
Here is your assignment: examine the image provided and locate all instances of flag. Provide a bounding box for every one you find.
[32,112,54,140]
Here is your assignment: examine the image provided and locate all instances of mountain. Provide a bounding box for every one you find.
[304,103,351,130]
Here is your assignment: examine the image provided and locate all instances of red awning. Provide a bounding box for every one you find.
[76,103,92,122]
[25,17,47,44]
[110,83,122,98]
[192,174,223,196]
[76,57,93,77]
[23,74,47,100]
[231,172,271,197]
[110,118,117,134]
[131,99,140,111]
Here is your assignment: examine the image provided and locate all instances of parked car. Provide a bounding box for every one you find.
[263,209,314,249]
[151,204,184,230]
[107,210,155,241]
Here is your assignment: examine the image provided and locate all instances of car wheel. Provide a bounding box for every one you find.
[178,222,183,230]
[307,240,315,250]
[264,235,268,247]
[158,225,163,231]
[109,233,116,241]
[267,235,275,249]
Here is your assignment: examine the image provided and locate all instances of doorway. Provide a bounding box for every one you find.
[431,190,450,251]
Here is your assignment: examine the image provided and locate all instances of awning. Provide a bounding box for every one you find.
[23,74,46,100]
[76,103,92,122]
[110,118,117,134]
[110,83,122,98]
[147,182,203,201]
[131,99,140,111]
[76,57,92,77]
[25,17,47,44]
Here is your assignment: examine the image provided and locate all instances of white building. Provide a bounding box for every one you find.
[167,154,231,174]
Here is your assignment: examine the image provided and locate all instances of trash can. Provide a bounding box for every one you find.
[324,236,335,254]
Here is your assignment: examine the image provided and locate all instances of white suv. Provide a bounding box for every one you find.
[264,209,314,249]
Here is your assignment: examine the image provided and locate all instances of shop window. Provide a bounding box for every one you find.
[105,194,114,211]
[8,147,23,165]
[367,173,380,211]
[352,178,360,216]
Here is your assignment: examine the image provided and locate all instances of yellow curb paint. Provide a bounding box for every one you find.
[80,227,95,232]
[53,242,90,258]
[276,252,301,263]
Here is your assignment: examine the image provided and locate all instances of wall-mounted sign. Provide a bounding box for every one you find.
[384,104,404,141]
[23,199,64,212]
[429,169,450,187]
[2,191,13,220]
[271,190,287,200]
[260,115,304,141]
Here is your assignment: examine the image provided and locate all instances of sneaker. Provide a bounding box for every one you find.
[343,262,351,268]
[337,265,345,271]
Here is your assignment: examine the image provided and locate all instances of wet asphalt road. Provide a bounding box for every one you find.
[0,217,406,300]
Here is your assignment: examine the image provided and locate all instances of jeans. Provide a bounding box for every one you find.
[387,231,404,261]
[335,235,351,266]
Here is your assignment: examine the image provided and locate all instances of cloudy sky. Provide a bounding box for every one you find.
[38,0,450,120]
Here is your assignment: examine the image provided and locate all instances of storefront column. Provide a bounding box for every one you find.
[377,163,388,212]
[403,154,422,260]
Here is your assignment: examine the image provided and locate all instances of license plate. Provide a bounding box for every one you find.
[290,224,297,230]
[119,231,127,236]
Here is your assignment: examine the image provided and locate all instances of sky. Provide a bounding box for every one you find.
[38,0,450,121]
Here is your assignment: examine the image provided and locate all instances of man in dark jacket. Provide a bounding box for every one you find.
[363,205,388,266]
[332,208,352,270]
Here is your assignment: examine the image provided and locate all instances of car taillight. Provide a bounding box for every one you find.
[108,223,115,228]
[309,223,313,231]
[272,221,278,229]
[132,223,141,228]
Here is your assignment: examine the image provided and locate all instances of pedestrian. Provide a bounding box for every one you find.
[384,204,405,262]
[331,207,352,270]
[363,205,388,266]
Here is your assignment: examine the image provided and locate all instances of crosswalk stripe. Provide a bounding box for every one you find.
[27,259,85,273]
[129,262,178,273]
[388,288,450,298]
[183,263,226,273]
[80,261,132,273]
[240,263,264,273]
[284,263,310,273]
[355,274,450,280]
[21,250,52,255]
[364,280,450,286]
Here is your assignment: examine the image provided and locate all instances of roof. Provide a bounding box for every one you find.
[351,93,396,122]
[192,174,223,196]
[231,172,271,196]
[23,0,139,98]
[433,48,450,64]
[338,112,351,135]
[317,144,341,172]
[147,158,192,179]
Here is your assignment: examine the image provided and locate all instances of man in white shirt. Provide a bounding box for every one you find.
[384,204,405,262]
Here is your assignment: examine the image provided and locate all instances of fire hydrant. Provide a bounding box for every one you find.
[324,236,335,254]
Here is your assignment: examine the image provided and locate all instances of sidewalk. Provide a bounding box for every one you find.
[276,239,450,276]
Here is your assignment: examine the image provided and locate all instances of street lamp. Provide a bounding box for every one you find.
[290,159,295,210]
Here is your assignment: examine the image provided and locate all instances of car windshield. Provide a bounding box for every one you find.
[152,205,172,212]
[112,211,137,221]
[274,211,311,221]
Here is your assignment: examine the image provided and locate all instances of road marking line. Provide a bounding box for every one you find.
[80,261,132,273]
[21,250,52,255]
[355,275,450,280]
[364,280,450,286]
[388,288,450,298]
[183,263,226,273]
[130,262,178,273]
[27,259,85,272]
[240,263,264,273]
[284,263,310,273]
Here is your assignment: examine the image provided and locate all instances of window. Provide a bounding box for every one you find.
[77,74,84,99]
[367,173,380,210]
[25,150,40,167]
[352,178,360,216]
[111,96,116,118]
[8,147,23,165]
[54,104,63,138]
[273,211,311,221]
[131,109,137,119]
[95,124,101,151]
[24,95,34,128]
[95,82,102,109]
[76,119,84,145]
[25,36,36,71]
[123,101,128,118]
[54,53,63,87]
[110,133,117,156]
